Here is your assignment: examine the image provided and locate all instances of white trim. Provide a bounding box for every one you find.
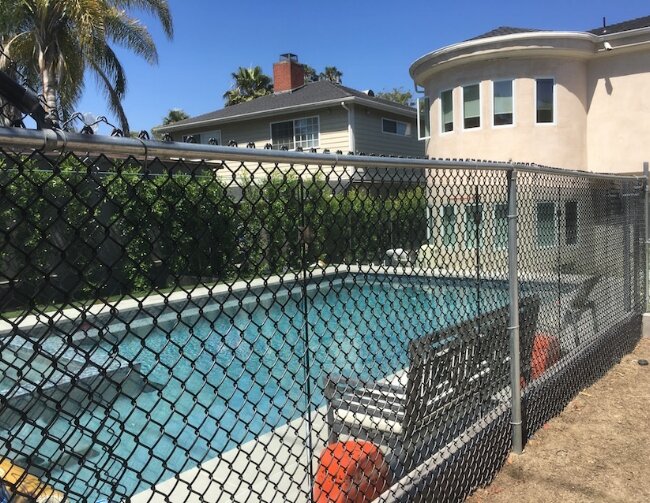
[534,77,557,126]
[439,88,454,135]
[491,79,515,128]
[381,117,412,137]
[416,97,431,141]
[156,96,416,133]
[461,83,482,131]
[269,115,320,150]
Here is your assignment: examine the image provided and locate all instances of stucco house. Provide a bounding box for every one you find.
[156,54,423,160]
[410,15,650,174]
[409,17,648,277]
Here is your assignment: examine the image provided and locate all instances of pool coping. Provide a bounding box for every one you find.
[0,264,515,338]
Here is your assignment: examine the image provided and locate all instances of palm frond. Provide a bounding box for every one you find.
[104,7,157,64]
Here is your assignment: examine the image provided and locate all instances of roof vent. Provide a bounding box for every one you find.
[363,90,375,97]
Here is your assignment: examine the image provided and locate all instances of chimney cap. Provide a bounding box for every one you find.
[279,53,299,62]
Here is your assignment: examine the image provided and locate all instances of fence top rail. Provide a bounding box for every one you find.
[0,126,642,181]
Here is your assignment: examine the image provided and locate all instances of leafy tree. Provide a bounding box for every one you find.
[303,64,318,83]
[319,66,343,84]
[223,66,273,106]
[162,108,189,125]
[376,87,414,106]
[0,0,173,133]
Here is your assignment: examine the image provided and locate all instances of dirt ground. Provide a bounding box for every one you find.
[467,336,650,503]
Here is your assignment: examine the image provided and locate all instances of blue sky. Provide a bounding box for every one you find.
[75,0,650,133]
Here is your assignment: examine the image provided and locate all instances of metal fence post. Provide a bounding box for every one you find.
[507,168,523,454]
[643,161,650,312]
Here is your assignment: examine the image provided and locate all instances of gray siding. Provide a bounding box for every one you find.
[353,105,425,157]
[171,107,350,152]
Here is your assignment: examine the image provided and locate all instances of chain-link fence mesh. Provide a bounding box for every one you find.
[0,130,645,503]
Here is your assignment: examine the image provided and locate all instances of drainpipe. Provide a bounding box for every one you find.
[341,102,355,154]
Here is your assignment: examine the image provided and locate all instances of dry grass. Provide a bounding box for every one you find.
[467,336,650,503]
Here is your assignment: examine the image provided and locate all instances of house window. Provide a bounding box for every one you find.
[463,84,480,129]
[417,97,430,140]
[536,202,556,247]
[493,80,513,126]
[565,201,578,245]
[440,89,453,133]
[441,205,456,246]
[382,118,410,136]
[465,203,483,249]
[536,78,555,123]
[271,116,319,149]
[188,130,221,145]
[494,203,508,249]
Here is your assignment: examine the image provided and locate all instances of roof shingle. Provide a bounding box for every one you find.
[588,15,650,35]
[164,80,414,129]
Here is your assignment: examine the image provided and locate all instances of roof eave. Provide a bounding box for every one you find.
[156,96,416,133]
[410,31,598,82]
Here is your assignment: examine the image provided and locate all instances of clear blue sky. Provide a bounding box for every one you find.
[75,0,650,133]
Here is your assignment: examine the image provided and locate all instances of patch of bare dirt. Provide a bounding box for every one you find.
[467,336,650,503]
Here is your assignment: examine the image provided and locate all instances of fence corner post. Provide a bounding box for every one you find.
[507,168,523,454]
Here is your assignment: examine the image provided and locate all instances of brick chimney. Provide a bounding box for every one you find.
[273,53,304,94]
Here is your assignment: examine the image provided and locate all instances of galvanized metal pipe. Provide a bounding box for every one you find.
[507,169,523,454]
[0,126,642,180]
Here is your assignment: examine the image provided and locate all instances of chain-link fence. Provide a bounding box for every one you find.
[0,127,645,503]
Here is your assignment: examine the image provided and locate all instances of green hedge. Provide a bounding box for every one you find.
[0,162,427,311]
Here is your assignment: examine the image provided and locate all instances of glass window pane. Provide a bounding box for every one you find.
[441,90,453,132]
[382,119,397,134]
[565,201,578,245]
[465,203,483,249]
[537,202,556,246]
[493,80,513,126]
[494,203,508,249]
[463,84,480,129]
[294,117,318,148]
[417,97,430,139]
[536,79,554,123]
[442,205,456,246]
[271,120,294,149]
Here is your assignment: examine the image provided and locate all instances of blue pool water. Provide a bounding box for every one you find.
[8,275,509,501]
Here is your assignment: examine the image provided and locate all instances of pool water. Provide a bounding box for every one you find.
[4,275,508,501]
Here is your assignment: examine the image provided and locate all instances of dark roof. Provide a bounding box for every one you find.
[163,80,414,129]
[588,15,650,35]
[467,26,542,41]
[467,15,650,42]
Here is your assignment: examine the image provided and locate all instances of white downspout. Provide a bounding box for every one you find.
[341,102,355,154]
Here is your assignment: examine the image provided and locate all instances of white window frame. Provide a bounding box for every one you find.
[381,117,412,137]
[269,115,320,150]
[416,96,431,140]
[564,200,579,246]
[534,77,556,126]
[536,201,557,248]
[491,79,515,128]
[462,83,482,131]
[439,89,454,135]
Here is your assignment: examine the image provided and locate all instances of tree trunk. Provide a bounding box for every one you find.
[39,51,58,121]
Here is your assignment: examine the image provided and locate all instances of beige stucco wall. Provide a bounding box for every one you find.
[421,57,589,170]
[586,50,650,173]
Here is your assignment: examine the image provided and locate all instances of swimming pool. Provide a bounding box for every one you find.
[2,274,509,501]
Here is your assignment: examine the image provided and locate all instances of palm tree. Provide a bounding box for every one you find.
[223,66,272,106]
[162,108,189,125]
[0,0,173,133]
[319,66,342,84]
